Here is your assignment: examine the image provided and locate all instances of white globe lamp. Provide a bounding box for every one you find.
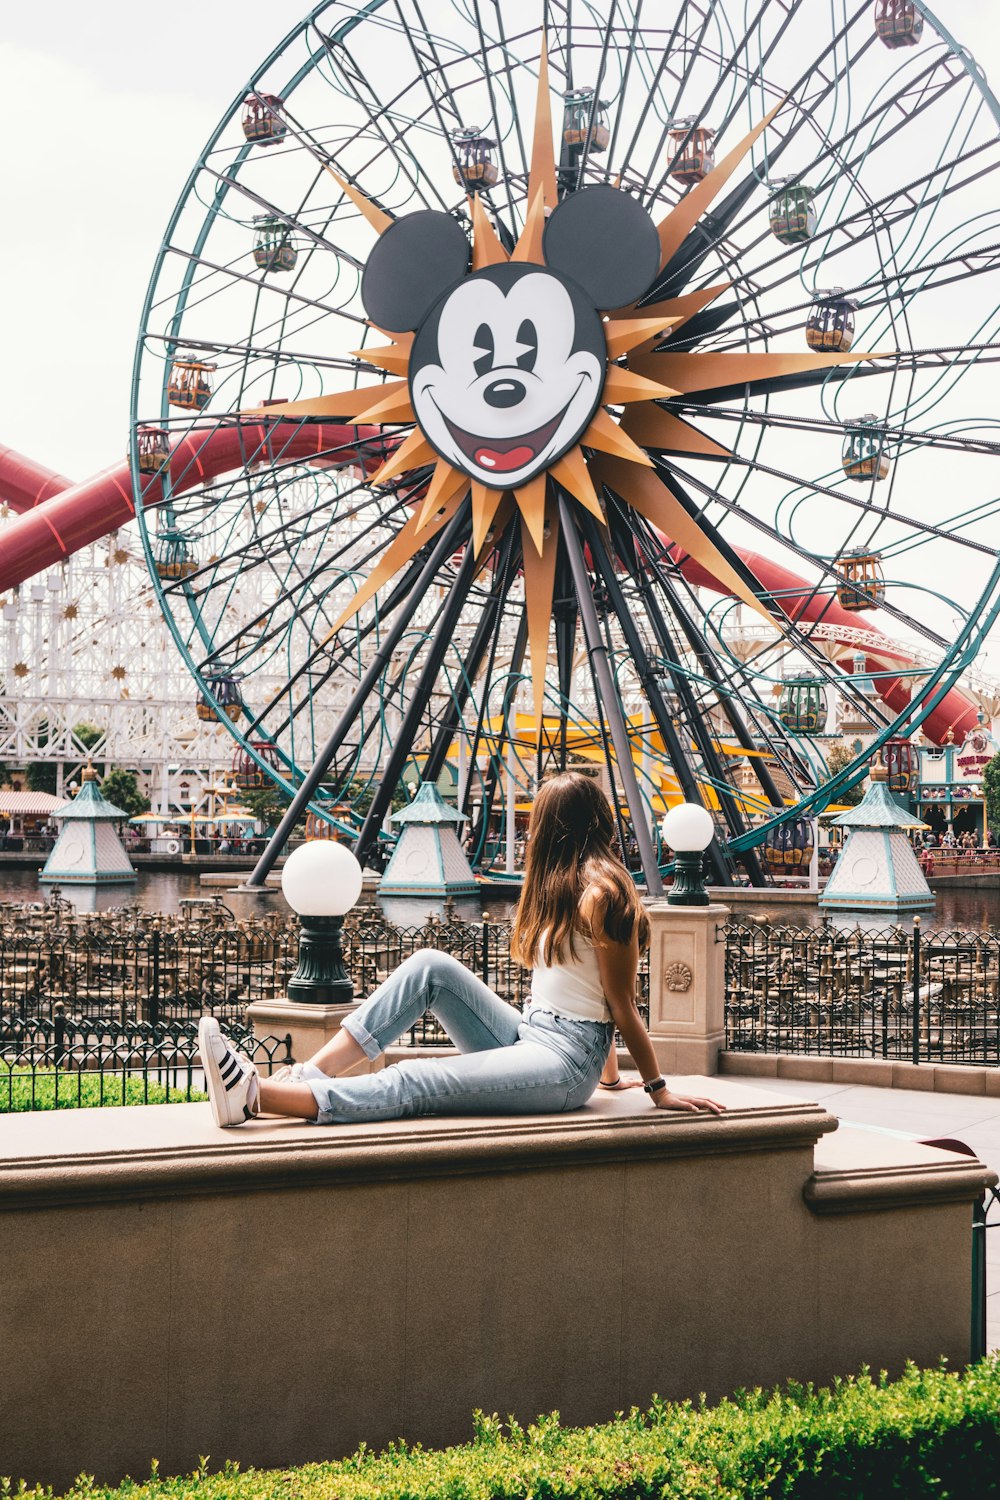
[281,840,363,1002]
[661,802,715,906]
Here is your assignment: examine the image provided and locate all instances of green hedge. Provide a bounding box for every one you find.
[0,1071,206,1112]
[14,1359,1000,1500]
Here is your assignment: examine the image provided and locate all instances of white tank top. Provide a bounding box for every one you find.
[531,929,611,1022]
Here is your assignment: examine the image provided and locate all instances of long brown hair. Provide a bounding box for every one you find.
[509,772,650,966]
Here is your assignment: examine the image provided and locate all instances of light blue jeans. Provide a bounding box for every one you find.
[307,950,614,1124]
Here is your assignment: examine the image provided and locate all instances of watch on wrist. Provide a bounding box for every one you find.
[643,1076,667,1095]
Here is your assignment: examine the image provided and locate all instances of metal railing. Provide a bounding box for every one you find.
[0,1018,293,1111]
[722,918,1000,1064]
[0,908,650,1052]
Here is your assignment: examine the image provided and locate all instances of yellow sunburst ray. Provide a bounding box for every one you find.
[415,461,470,533]
[548,446,605,523]
[470,193,510,269]
[353,385,416,424]
[513,471,549,554]
[528,34,559,213]
[351,341,412,376]
[581,407,653,468]
[628,347,891,392]
[250,382,405,422]
[620,405,733,460]
[602,367,679,404]
[637,282,731,329]
[368,427,436,487]
[471,480,508,555]
[605,316,682,360]
[326,166,394,236]
[590,455,771,624]
[624,283,731,358]
[521,503,559,734]
[325,488,468,639]
[656,100,784,269]
[512,187,547,264]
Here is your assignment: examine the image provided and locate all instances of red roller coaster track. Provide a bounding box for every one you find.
[0,430,976,744]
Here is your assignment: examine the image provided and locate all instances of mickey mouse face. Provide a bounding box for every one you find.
[410,264,604,487]
[360,185,661,492]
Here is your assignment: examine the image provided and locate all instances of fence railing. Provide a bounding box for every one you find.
[0,914,650,1045]
[723,918,1000,1065]
[0,1020,293,1112]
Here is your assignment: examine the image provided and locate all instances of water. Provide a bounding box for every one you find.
[1,867,998,931]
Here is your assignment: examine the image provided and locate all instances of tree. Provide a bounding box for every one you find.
[825,744,866,807]
[984,753,1000,835]
[26,762,57,795]
[100,768,150,820]
[243,785,295,831]
[73,722,104,754]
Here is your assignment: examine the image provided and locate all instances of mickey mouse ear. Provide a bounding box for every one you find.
[543,185,660,308]
[361,211,471,333]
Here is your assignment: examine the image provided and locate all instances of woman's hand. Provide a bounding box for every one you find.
[652,1088,726,1115]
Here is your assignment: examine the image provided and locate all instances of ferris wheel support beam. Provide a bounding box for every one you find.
[422,526,518,786]
[243,506,469,889]
[352,531,482,868]
[559,494,664,899]
[553,557,578,777]
[581,508,750,887]
[623,505,795,810]
[466,600,529,870]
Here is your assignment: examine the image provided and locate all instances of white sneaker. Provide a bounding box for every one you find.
[271,1060,327,1084]
[198,1017,260,1127]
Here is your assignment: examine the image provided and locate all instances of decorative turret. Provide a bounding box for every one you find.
[378,782,477,897]
[819,766,933,913]
[39,768,136,886]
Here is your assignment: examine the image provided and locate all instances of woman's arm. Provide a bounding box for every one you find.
[582,886,724,1115]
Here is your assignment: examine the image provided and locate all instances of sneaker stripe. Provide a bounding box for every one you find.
[224,1067,246,1091]
[219,1054,239,1081]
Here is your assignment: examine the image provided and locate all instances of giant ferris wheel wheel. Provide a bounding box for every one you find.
[131,0,1000,891]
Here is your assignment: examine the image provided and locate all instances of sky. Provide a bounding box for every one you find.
[1,0,998,481]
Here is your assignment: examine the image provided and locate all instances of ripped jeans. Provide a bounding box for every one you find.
[307,949,614,1125]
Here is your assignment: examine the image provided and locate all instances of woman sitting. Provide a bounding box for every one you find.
[199,772,724,1126]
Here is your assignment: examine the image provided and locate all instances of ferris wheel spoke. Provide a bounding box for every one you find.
[679,402,1000,468]
[662,456,956,649]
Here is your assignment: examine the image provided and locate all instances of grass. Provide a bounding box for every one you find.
[0,1069,207,1112]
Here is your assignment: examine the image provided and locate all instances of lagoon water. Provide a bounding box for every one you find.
[0,867,996,932]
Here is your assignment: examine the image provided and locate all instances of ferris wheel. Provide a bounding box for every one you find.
[131,0,1000,891]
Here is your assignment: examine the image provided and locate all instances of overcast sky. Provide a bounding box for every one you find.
[0,0,996,481]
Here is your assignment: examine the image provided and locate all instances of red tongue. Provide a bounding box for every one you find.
[475,444,534,473]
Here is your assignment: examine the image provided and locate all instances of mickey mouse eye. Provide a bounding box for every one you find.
[515,319,538,373]
[473,323,495,377]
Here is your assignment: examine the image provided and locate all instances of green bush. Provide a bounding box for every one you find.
[0,1070,206,1112]
[13,1358,1000,1499]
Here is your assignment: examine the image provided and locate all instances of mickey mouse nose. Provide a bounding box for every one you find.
[483,378,526,408]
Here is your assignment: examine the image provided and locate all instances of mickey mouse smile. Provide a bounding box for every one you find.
[441,398,578,476]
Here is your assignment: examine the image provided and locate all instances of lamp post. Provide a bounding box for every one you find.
[662,802,715,906]
[281,840,363,1003]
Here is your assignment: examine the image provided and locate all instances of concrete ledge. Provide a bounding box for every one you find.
[722,1050,1000,1097]
[809,1129,997,1214]
[0,1082,991,1491]
[0,1084,836,1212]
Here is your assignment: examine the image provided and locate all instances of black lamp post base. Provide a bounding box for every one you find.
[287,914,355,1004]
[667,849,710,906]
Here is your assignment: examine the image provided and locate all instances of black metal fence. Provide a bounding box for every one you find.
[0,913,650,1046]
[0,1018,293,1112]
[723,918,1000,1064]
[0,925,298,1027]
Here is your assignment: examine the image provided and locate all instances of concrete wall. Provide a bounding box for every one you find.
[0,1082,992,1490]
